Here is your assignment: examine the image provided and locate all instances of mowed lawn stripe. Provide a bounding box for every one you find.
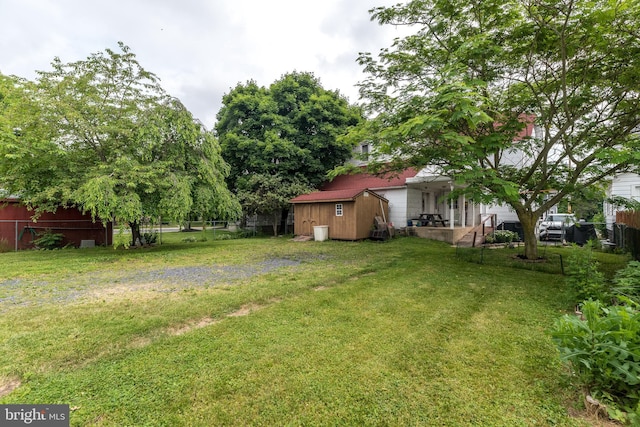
[2,237,586,426]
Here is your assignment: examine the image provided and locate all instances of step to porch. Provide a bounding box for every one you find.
[456,227,494,247]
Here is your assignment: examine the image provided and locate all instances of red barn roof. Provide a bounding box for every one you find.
[320,167,418,191]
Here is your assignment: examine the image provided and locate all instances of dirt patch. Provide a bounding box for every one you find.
[128,336,154,349]
[314,286,328,291]
[168,317,221,336]
[0,377,21,398]
[228,303,264,317]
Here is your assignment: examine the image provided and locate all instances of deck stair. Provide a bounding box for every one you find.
[456,226,494,247]
[455,214,497,247]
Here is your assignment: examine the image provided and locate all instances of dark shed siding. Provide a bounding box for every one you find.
[0,200,112,250]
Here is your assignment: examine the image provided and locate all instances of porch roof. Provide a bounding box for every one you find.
[405,174,453,185]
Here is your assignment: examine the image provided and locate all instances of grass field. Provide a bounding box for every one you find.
[0,233,627,426]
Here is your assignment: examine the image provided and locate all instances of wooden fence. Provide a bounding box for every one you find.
[616,210,640,229]
[615,210,640,260]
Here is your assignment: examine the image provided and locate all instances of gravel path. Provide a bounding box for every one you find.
[0,258,303,310]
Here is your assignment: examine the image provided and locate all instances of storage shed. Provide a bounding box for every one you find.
[290,188,389,240]
[0,198,112,250]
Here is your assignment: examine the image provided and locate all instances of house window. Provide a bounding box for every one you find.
[336,203,343,217]
[361,144,369,161]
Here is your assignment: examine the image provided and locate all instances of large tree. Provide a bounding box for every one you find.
[352,0,640,259]
[216,72,363,232]
[0,43,240,246]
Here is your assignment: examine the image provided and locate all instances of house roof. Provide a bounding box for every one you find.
[320,167,418,191]
[290,188,386,203]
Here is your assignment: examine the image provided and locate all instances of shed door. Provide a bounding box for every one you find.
[296,204,320,236]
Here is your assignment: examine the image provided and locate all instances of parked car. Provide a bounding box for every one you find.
[538,213,576,241]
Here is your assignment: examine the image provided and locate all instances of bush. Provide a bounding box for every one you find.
[32,229,64,250]
[612,261,640,303]
[566,245,608,302]
[213,229,256,240]
[551,299,640,424]
[485,230,520,244]
[141,231,158,245]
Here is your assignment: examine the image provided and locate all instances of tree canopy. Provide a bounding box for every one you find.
[351,0,640,258]
[215,71,363,233]
[216,71,363,191]
[0,43,240,246]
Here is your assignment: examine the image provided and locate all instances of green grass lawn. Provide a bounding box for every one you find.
[0,235,623,426]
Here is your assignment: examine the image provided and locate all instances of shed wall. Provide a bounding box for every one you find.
[292,192,389,240]
[354,192,389,239]
[0,202,112,250]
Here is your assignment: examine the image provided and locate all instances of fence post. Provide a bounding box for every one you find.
[559,254,564,275]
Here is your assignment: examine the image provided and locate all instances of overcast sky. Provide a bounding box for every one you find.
[1,0,407,128]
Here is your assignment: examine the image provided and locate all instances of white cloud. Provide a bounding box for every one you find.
[0,0,405,127]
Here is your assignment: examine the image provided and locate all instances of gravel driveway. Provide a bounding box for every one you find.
[0,258,303,311]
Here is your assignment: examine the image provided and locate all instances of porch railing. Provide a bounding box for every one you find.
[480,214,496,235]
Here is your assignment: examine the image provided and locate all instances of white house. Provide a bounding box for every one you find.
[333,119,541,234]
[321,158,521,244]
[604,172,640,235]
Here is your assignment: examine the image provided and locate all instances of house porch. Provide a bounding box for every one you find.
[408,225,475,245]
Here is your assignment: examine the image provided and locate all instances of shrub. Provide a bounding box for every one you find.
[551,299,640,424]
[141,231,158,245]
[32,229,65,250]
[485,230,520,244]
[566,245,608,302]
[611,261,640,303]
[213,229,256,240]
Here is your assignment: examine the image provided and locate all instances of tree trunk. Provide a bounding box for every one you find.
[281,208,290,234]
[518,212,539,259]
[272,211,279,236]
[130,220,142,247]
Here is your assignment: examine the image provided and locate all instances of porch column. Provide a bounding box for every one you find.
[461,194,466,228]
[449,183,455,229]
[472,202,476,227]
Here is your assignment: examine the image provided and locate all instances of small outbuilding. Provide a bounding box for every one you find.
[290,188,389,240]
[0,197,112,250]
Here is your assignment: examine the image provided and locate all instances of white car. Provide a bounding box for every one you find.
[538,214,576,241]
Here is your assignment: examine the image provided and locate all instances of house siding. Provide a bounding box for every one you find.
[406,187,424,223]
[372,188,407,227]
[486,202,521,225]
[605,173,640,231]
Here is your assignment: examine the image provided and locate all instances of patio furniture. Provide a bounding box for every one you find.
[415,213,448,227]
